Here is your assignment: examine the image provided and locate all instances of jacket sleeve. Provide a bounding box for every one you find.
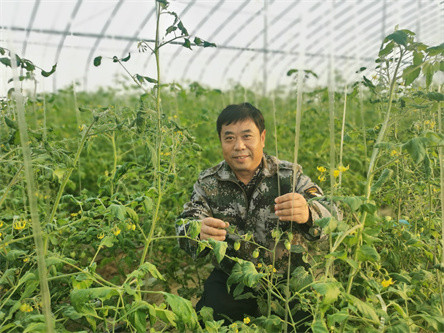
[175,179,212,259]
[294,171,341,241]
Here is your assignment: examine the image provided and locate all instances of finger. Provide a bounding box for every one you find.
[275,199,306,210]
[274,193,297,204]
[203,218,229,229]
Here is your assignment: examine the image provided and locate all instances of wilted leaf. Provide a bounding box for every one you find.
[208,239,227,263]
[312,281,341,304]
[357,244,380,262]
[41,64,57,77]
[371,168,393,193]
[121,53,131,62]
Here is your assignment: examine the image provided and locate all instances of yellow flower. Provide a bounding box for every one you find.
[70,212,78,217]
[78,124,85,131]
[333,170,340,178]
[97,232,105,240]
[23,257,29,263]
[257,263,262,268]
[0,232,2,238]
[13,219,27,230]
[0,221,3,227]
[112,226,121,236]
[338,165,349,173]
[126,223,136,231]
[317,166,326,173]
[381,278,394,288]
[390,150,399,157]
[318,175,326,182]
[243,317,251,324]
[19,303,33,312]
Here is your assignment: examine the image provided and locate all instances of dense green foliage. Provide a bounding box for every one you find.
[1,21,443,333]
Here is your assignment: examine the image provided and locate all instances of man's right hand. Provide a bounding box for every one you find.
[200,217,229,241]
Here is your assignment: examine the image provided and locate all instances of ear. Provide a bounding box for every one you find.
[261,129,266,147]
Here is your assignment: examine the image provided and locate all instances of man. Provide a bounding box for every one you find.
[176,103,338,323]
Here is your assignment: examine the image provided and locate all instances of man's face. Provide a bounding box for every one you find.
[220,119,266,182]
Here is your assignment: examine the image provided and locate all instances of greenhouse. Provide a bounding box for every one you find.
[0,0,443,332]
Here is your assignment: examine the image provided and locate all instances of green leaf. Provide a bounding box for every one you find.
[135,74,158,84]
[156,0,169,10]
[0,268,16,285]
[4,117,18,129]
[385,30,414,47]
[311,317,329,333]
[327,309,349,327]
[290,266,312,292]
[402,65,421,86]
[166,26,177,35]
[126,207,139,222]
[426,43,444,56]
[41,64,57,77]
[6,249,27,261]
[164,293,198,330]
[371,168,393,194]
[0,57,11,67]
[108,204,126,220]
[312,281,341,304]
[413,51,423,66]
[71,287,119,311]
[290,244,305,253]
[227,260,266,288]
[127,262,165,281]
[346,294,380,323]
[402,137,428,164]
[194,37,202,46]
[378,41,394,57]
[121,53,131,62]
[182,38,192,50]
[315,217,337,234]
[100,235,115,248]
[426,92,444,102]
[23,322,46,333]
[0,47,5,55]
[93,56,102,67]
[177,21,188,36]
[128,301,150,333]
[147,303,176,327]
[332,196,364,211]
[22,59,35,71]
[357,244,380,263]
[208,239,227,263]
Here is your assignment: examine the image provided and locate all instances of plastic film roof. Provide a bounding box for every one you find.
[1,0,443,94]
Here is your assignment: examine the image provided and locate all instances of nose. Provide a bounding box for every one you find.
[234,138,246,150]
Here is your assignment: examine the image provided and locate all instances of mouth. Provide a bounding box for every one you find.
[233,155,249,161]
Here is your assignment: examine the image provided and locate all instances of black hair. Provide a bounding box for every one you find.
[216,103,265,137]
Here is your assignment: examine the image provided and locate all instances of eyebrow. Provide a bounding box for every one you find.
[222,129,253,136]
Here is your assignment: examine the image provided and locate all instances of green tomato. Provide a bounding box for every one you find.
[284,240,291,251]
[252,248,259,258]
[234,241,241,251]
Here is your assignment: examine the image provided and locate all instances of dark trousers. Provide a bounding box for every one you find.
[195,268,260,323]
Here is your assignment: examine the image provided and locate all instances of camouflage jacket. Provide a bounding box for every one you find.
[176,154,339,274]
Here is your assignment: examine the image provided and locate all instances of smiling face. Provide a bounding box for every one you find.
[220,119,266,184]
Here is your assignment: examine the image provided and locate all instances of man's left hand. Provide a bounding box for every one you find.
[274,193,309,224]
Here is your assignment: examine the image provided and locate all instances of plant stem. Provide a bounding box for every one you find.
[437,84,444,316]
[140,1,162,266]
[346,46,404,294]
[47,119,96,229]
[10,50,54,332]
[339,85,347,186]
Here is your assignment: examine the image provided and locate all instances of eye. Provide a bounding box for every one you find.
[224,136,234,142]
[243,134,252,139]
